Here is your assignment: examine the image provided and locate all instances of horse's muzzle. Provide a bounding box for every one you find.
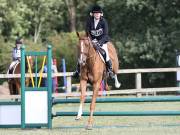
[80,61,86,66]
[78,57,86,66]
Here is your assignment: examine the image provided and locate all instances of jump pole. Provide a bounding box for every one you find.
[53,96,180,104]
[52,96,180,118]
[54,111,180,117]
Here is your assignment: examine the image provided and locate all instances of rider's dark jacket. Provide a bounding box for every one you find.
[86,16,110,46]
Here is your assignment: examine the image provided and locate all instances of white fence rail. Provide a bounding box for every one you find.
[1,67,180,97]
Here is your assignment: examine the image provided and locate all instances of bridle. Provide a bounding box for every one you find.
[79,38,90,55]
[78,37,96,66]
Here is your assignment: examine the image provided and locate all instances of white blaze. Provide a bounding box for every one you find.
[80,41,84,62]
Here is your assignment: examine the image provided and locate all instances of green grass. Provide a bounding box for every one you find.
[1,98,180,135]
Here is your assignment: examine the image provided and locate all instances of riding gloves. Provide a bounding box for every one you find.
[92,39,101,51]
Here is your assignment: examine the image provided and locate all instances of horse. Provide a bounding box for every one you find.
[75,32,121,129]
[7,56,33,95]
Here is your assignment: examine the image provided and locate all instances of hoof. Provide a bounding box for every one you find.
[75,116,82,120]
[85,124,93,130]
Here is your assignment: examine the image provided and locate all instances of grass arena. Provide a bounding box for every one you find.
[1,47,180,135]
[1,101,180,135]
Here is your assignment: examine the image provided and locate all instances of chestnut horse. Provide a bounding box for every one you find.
[7,56,33,95]
[75,33,121,129]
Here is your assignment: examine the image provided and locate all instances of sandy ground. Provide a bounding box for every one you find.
[0,82,10,95]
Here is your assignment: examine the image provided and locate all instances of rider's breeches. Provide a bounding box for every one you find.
[101,43,110,62]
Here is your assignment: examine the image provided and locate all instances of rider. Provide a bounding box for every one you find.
[73,5,114,78]
[8,37,23,73]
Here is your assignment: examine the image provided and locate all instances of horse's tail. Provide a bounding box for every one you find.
[108,42,119,74]
[108,42,121,88]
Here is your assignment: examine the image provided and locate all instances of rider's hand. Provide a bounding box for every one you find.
[92,40,101,51]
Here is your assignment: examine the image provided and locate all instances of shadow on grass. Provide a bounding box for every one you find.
[53,123,180,129]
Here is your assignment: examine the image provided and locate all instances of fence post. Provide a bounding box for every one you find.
[66,76,72,93]
[176,51,180,94]
[136,72,142,97]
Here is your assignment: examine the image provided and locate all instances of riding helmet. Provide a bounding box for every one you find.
[15,37,23,45]
[91,5,103,13]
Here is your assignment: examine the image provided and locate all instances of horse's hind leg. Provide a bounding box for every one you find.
[75,79,87,120]
[16,81,21,95]
[8,81,14,95]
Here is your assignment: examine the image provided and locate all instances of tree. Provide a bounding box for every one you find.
[0,0,30,40]
[24,0,60,43]
[64,0,76,32]
[101,0,180,68]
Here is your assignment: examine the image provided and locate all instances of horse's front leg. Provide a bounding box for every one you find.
[75,79,87,120]
[17,80,21,95]
[86,81,101,130]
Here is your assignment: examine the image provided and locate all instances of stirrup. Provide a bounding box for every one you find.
[107,69,114,79]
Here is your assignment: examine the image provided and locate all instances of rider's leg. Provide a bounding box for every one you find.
[73,61,80,78]
[101,43,114,78]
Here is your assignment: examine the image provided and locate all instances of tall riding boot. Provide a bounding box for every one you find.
[73,62,80,78]
[106,60,114,79]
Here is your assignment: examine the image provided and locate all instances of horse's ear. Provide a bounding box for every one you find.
[76,32,80,38]
[86,32,90,38]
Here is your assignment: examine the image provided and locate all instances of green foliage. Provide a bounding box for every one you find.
[102,0,179,69]
[0,36,12,73]
[0,0,66,41]
[48,32,78,71]
[23,0,63,42]
[101,0,180,87]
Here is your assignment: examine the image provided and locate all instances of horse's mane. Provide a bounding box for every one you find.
[78,35,89,40]
[77,32,90,40]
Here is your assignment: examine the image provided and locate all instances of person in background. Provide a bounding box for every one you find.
[43,58,58,92]
[8,37,23,73]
